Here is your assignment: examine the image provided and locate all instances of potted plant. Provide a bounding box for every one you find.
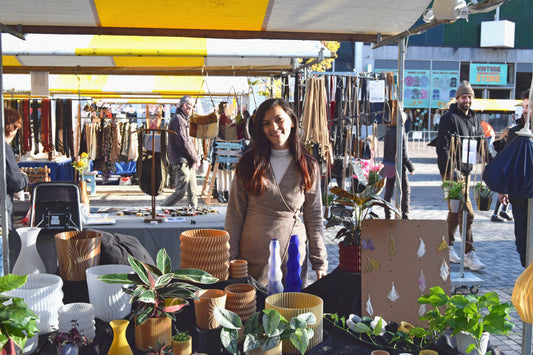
[442,180,464,213]
[171,330,192,355]
[49,320,92,355]
[326,178,400,272]
[417,286,514,355]
[97,248,218,351]
[146,341,173,354]
[473,183,493,211]
[213,306,316,355]
[0,274,39,355]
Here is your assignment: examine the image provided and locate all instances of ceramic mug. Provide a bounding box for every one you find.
[371,350,390,355]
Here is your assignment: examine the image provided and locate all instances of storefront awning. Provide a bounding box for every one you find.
[446,99,523,112]
[1,34,333,76]
[0,0,432,41]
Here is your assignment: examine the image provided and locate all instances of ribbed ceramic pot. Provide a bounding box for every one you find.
[338,243,361,273]
[265,292,323,354]
[229,260,248,279]
[3,273,64,333]
[224,284,256,322]
[85,264,133,322]
[58,303,96,340]
[180,229,230,281]
[55,230,102,281]
[134,316,172,351]
[171,337,192,355]
[194,289,227,330]
[12,227,46,275]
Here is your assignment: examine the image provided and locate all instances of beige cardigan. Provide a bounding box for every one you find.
[224,160,328,286]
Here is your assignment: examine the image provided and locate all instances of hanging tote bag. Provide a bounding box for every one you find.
[189,79,219,139]
[383,72,398,125]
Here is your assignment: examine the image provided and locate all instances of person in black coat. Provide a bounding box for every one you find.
[434,81,486,271]
[382,120,415,220]
[3,108,28,230]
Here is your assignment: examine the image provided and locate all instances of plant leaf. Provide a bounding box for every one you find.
[213,306,242,330]
[263,309,282,337]
[243,334,262,352]
[220,328,238,354]
[156,249,172,274]
[162,298,188,313]
[97,273,141,285]
[154,273,174,289]
[290,328,310,355]
[0,274,27,293]
[262,335,281,352]
[128,255,153,287]
[137,290,157,303]
[171,269,218,284]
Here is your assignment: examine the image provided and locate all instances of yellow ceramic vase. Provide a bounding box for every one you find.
[108,319,133,355]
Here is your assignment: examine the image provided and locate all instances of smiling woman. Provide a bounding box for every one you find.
[224,98,328,288]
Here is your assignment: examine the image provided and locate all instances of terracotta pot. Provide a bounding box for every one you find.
[134,316,172,351]
[180,229,230,281]
[224,283,256,321]
[54,230,101,281]
[194,289,227,330]
[229,259,248,279]
[78,181,90,204]
[245,342,282,355]
[338,242,361,273]
[171,336,192,355]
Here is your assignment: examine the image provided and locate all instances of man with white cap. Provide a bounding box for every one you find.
[434,80,486,271]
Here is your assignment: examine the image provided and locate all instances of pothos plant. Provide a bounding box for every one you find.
[326,162,400,246]
[98,249,218,325]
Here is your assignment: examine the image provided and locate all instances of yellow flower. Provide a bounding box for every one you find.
[72,153,89,173]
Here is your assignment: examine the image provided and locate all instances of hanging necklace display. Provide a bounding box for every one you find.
[364,258,379,273]
[440,259,450,281]
[361,236,375,251]
[387,282,400,302]
[417,236,426,258]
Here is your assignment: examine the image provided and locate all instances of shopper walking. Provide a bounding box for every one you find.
[162,96,199,208]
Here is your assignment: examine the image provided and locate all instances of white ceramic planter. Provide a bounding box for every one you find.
[455,331,490,355]
[85,264,133,322]
[3,273,64,333]
[58,303,96,340]
[12,227,46,275]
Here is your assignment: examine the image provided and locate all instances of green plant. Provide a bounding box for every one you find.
[0,274,39,351]
[213,306,316,355]
[417,286,514,355]
[474,183,492,199]
[442,180,464,201]
[49,320,92,347]
[326,181,399,246]
[172,331,190,342]
[98,248,218,326]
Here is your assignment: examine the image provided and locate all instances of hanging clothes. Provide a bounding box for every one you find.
[55,99,64,154]
[40,99,53,154]
[63,99,74,158]
[31,100,40,155]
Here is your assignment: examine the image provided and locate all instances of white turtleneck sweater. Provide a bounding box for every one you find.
[270,148,292,183]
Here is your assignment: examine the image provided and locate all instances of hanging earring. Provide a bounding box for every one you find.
[419,303,427,317]
[362,236,375,251]
[366,294,374,317]
[389,236,396,256]
[418,270,427,292]
[417,236,426,258]
[387,282,400,302]
[440,259,449,281]
[437,236,449,252]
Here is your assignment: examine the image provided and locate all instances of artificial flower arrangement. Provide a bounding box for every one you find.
[71,152,89,181]
[49,321,92,348]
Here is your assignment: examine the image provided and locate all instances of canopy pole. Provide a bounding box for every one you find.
[0,33,10,275]
[394,37,406,210]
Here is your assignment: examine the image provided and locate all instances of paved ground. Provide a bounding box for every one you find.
[86,141,528,355]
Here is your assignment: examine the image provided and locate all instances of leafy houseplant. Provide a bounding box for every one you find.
[97,248,218,325]
[171,330,192,355]
[417,286,514,355]
[146,341,173,354]
[172,331,190,342]
[213,306,316,355]
[442,180,464,201]
[326,180,399,247]
[49,320,92,348]
[0,274,39,352]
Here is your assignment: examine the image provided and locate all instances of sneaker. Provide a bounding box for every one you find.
[499,211,513,221]
[464,251,486,271]
[491,215,504,222]
[449,248,461,263]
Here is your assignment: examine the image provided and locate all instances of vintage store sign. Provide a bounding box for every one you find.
[469,63,507,86]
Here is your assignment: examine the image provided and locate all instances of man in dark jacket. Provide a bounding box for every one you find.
[435,81,486,271]
[162,96,199,208]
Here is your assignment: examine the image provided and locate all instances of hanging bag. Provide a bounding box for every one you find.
[383,72,398,125]
[189,79,219,139]
[219,86,239,141]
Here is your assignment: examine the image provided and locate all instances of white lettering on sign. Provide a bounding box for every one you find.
[51,216,60,225]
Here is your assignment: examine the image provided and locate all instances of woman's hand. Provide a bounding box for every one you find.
[315,269,327,280]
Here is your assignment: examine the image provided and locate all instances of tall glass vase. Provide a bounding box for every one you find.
[285,235,302,292]
[12,227,46,275]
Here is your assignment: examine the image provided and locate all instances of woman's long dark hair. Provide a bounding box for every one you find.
[236,98,316,196]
